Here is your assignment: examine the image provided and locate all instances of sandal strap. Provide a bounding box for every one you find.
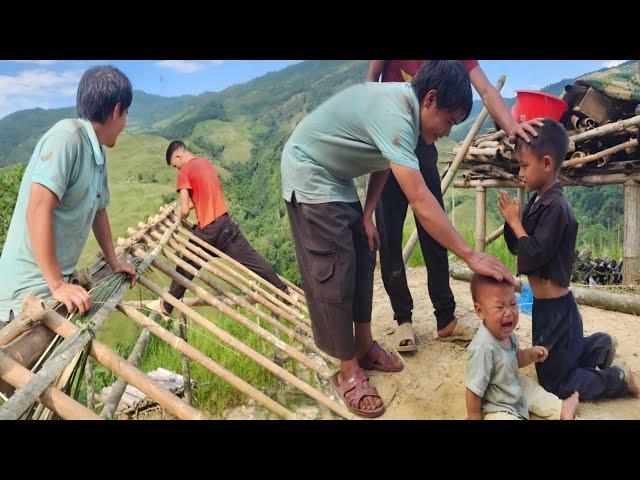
[338,368,381,409]
[336,367,369,396]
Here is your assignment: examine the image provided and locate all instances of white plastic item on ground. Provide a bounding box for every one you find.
[98,367,186,413]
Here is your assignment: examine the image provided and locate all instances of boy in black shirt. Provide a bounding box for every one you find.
[499,119,639,401]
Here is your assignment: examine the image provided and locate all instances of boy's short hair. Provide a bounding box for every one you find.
[470,273,514,303]
[76,66,132,123]
[166,140,187,165]
[515,118,569,172]
[411,60,473,122]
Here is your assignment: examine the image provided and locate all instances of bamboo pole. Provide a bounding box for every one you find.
[100,327,152,419]
[485,225,505,247]
[171,218,308,311]
[562,138,638,168]
[177,313,192,406]
[168,221,310,319]
[402,74,507,264]
[36,309,207,420]
[134,273,353,419]
[623,179,640,283]
[475,185,487,252]
[569,114,640,144]
[144,233,335,364]
[132,247,332,380]
[146,230,313,336]
[0,350,101,420]
[453,146,498,156]
[118,305,296,419]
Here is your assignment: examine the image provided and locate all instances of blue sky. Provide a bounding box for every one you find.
[0,59,629,119]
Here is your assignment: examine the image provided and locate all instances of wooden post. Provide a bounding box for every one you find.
[118,305,296,419]
[517,188,525,217]
[0,350,101,420]
[134,273,354,419]
[402,74,507,264]
[475,185,487,252]
[623,179,640,283]
[178,313,192,406]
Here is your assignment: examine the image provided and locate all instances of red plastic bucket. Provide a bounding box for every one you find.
[511,90,569,122]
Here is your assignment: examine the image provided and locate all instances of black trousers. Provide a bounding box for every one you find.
[285,194,375,360]
[164,213,287,313]
[533,292,628,401]
[375,138,456,331]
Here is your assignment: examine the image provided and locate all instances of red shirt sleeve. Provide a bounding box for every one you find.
[176,164,192,191]
[461,60,480,73]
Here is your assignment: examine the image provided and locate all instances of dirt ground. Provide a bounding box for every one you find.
[366,266,640,420]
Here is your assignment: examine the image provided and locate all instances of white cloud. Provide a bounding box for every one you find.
[155,60,224,74]
[12,60,60,65]
[0,68,82,118]
[602,60,628,68]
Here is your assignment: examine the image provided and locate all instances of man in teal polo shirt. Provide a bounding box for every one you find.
[282,60,515,417]
[0,65,137,324]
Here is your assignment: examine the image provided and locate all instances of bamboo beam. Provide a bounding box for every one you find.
[135,273,353,419]
[144,233,334,364]
[168,221,309,318]
[118,305,296,419]
[132,247,332,380]
[402,74,507,264]
[100,327,152,419]
[38,309,206,420]
[0,350,101,420]
[623,179,640,283]
[485,225,505,247]
[562,138,638,168]
[157,225,311,330]
[475,185,487,252]
[171,218,308,311]
[569,114,640,144]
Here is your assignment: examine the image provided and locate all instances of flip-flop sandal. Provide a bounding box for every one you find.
[396,322,417,352]
[437,321,477,343]
[331,367,385,418]
[358,341,404,372]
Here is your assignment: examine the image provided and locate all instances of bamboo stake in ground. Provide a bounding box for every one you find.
[135,273,353,419]
[172,217,308,310]
[118,305,296,419]
[0,350,101,420]
[403,75,507,264]
[144,232,335,365]
[101,327,152,419]
[132,248,332,380]
[178,313,192,406]
[475,185,487,252]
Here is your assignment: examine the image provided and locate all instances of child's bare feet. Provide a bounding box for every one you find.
[560,391,579,420]
[621,364,640,397]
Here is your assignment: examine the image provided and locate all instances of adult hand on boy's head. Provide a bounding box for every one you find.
[498,190,520,224]
[508,118,544,144]
[465,251,515,285]
[530,345,549,363]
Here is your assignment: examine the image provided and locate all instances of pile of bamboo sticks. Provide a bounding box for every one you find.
[0,202,353,420]
[453,114,640,187]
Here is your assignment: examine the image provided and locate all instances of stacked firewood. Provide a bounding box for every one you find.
[452,85,640,186]
[572,248,623,285]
